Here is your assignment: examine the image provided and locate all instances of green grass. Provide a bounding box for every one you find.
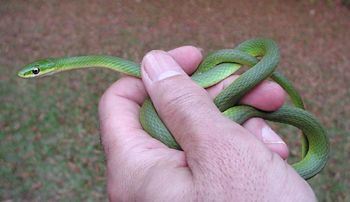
[1,0,349,201]
[1,71,109,200]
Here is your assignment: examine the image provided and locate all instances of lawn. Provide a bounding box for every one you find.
[1,0,349,201]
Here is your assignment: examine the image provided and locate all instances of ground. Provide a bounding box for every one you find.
[1,0,349,201]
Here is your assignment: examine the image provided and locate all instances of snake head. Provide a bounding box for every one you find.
[18,58,56,78]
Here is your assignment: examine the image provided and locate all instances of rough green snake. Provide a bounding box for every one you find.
[18,38,329,180]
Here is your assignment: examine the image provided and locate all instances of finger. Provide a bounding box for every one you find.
[98,76,165,159]
[99,45,203,155]
[141,50,245,157]
[243,118,289,159]
[207,75,285,111]
[99,45,203,162]
[206,75,289,159]
[168,46,202,75]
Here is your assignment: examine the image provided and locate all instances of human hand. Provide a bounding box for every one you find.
[98,46,316,201]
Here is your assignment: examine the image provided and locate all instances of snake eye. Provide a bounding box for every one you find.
[32,67,40,75]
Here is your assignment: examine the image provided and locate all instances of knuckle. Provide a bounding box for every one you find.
[157,79,207,119]
[152,77,214,134]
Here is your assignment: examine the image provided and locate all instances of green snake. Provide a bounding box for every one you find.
[18,38,329,180]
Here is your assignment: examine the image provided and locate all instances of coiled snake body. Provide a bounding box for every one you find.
[18,38,329,180]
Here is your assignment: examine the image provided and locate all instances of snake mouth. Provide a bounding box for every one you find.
[17,69,29,78]
[17,70,38,79]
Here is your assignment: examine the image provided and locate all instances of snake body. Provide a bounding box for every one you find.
[18,38,329,180]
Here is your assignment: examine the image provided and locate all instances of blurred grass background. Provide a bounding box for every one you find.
[1,0,349,201]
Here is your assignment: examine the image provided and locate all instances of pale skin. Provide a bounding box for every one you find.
[98,46,316,201]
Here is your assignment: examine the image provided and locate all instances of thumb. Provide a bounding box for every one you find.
[141,50,240,153]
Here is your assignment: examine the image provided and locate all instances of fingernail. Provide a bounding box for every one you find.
[261,126,286,144]
[142,51,184,82]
